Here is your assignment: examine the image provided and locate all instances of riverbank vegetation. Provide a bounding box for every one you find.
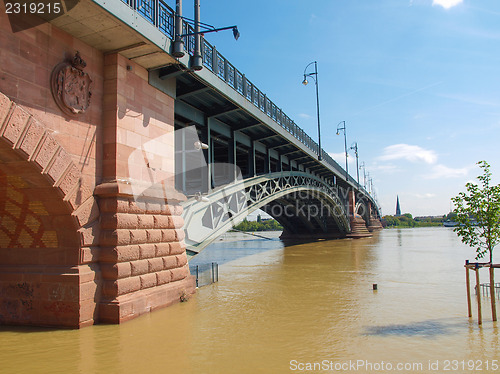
[382,213,457,228]
[233,218,283,232]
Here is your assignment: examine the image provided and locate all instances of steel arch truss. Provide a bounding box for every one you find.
[182,171,350,254]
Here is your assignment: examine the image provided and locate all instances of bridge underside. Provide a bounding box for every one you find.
[181,171,355,254]
[262,195,346,241]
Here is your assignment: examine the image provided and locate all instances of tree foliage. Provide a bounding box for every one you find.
[234,219,283,232]
[452,161,500,262]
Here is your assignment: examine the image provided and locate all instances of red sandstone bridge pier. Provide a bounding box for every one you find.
[0,0,381,328]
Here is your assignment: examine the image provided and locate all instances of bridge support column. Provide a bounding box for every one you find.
[367,203,383,232]
[96,53,195,323]
[347,189,371,238]
[95,183,194,323]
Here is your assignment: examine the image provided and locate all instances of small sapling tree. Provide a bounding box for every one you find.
[452,160,500,321]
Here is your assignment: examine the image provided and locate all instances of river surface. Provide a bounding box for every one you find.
[1,228,499,374]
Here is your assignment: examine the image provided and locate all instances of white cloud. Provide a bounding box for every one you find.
[371,164,401,174]
[328,152,356,168]
[379,144,438,164]
[432,0,463,9]
[298,113,312,119]
[415,193,436,199]
[425,164,470,179]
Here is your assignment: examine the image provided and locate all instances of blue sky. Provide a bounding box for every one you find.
[175,0,500,216]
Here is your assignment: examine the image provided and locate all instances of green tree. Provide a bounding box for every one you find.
[452,160,500,321]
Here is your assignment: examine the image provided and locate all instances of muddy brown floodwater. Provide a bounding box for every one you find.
[1,228,499,374]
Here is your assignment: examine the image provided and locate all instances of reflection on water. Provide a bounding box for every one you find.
[364,319,463,337]
[1,228,499,373]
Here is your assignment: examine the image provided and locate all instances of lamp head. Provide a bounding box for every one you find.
[194,192,210,203]
[302,75,308,86]
[194,141,209,150]
[336,131,340,136]
[233,27,240,40]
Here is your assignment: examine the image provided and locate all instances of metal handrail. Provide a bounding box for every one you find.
[120,0,371,198]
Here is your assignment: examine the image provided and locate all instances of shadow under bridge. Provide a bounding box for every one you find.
[181,171,350,255]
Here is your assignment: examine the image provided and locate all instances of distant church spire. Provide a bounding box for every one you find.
[395,195,401,216]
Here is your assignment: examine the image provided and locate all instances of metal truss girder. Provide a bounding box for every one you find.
[182,171,351,254]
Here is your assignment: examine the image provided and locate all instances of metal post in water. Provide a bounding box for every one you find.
[475,264,482,325]
[490,266,497,322]
[465,261,472,318]
[196,265,199,288]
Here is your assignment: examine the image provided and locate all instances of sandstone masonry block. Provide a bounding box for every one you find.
[34,135,58,171]
[162,256,177,270]
[130,259,149,276]
[129,229,147,244]
[153,215,170,229]
[139,244,155,259]
[170,266,188,282]
[138,215,154,229]
[2,105,30,145]
[146,229,162,243]
[156,270,171,285]
[100,245,140,262]
[103,277,140,298]
[169,242,184,255]
[101,262,131,280]
[0,92,13,126]
[161,229,176,243]
[100,229,131,246]
[18,119,44,157]
[140,273,157,289]
[176,253,187,268]
[148,258,163,273]
[155,243,170,257]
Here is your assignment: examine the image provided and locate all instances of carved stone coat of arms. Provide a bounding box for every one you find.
[51,52,92,116]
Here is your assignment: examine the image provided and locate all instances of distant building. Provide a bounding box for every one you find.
[395,195,401,216]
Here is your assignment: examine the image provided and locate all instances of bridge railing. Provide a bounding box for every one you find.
[118,0,352,177]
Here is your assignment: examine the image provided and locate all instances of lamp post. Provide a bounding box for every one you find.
[172,0,240,69]
[302,61,322,161]
[350,141,359,186]
[359,161,367,189]
[336,121,348,181]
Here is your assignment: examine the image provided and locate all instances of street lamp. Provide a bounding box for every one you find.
[172,0,240,69]
[359,161,367,189]
[336,121,348,181]
[349,141,359,186]
[302,61,322,161]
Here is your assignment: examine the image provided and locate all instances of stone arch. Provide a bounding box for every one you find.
[355,200,370,225]
[0,92,100,327]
